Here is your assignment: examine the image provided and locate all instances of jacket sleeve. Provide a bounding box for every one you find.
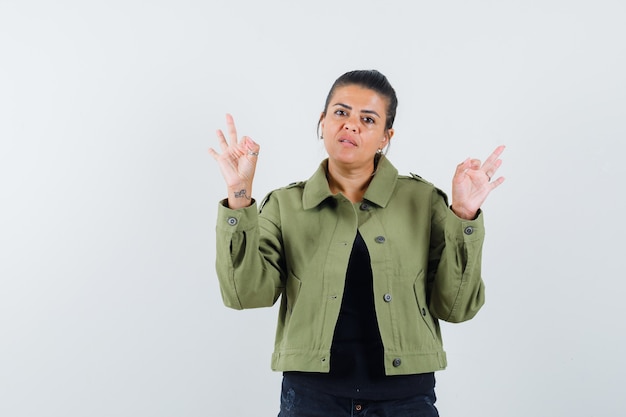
[215,196,285,310]
[427,188,486,323]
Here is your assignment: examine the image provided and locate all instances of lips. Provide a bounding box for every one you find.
[339,137,357,146]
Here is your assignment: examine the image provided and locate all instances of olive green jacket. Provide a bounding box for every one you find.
[215,156,486,376]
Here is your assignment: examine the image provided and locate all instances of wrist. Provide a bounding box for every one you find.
[227,185,253,209]
[450,204,477,220]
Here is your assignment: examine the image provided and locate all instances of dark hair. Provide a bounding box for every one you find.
[319,69,398,133]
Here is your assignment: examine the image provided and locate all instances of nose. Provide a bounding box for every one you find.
[344,115,358,132]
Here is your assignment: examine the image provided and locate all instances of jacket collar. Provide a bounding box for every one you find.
[302,156,399,210]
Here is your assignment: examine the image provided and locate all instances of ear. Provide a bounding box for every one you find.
[383,128,394,143]
[319,112,325,129]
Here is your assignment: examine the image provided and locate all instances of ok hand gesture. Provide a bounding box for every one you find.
[209,114,261,209]
[450,145,505,220]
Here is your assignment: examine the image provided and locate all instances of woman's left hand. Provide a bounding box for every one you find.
[450,145,505,220]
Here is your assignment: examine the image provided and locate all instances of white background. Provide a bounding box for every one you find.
[1,1,625,416]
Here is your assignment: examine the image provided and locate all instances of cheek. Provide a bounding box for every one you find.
[321,123,335,140]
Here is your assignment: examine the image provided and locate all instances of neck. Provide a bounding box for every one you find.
[326,158,378,203]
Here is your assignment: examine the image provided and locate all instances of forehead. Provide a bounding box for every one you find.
[329,85,388,111]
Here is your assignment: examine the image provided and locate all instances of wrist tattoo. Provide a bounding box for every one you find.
[234,189,251,200]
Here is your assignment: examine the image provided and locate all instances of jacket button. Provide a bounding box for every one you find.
[422,307,427,316]
[359,202,370,211]
[464,226,474,235]
[383,293,392,302]
[393,358,402,367]
[227,217,238,226]
[375,236,386,243]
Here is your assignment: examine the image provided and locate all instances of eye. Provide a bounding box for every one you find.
[362,116,375,124]
[334,109,347,117]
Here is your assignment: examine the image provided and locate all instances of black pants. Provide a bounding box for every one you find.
[278,376,439,417]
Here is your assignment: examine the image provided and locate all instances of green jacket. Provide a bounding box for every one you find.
[215,156,486,376]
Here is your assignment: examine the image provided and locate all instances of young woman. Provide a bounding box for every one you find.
[209,69,505,416]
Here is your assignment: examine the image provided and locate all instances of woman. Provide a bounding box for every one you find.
[209,69,504,416]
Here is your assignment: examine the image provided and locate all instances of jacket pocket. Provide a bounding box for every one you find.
[413,270,438,341]
[286,273,302,316]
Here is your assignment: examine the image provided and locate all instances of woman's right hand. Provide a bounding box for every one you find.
[209,114,260,209]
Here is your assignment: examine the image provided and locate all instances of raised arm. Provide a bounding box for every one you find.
[208,113,261,209]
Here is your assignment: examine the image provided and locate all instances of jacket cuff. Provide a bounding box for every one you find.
[216,198,258,232]
[446,207,484,242]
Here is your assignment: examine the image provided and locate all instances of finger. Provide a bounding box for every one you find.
[208,147,219,160]
[489,176,505,189]
[452,158,470,181]
[244,136,260,154]
[225,113,238,146]
[461,159,482,180]
[216,129,229,152]
[480,146,504,179]
[482,161,501,181]
[241,138,261,161]
[482,145,505,169]
[484,155,504,179]
[455,158,470,173]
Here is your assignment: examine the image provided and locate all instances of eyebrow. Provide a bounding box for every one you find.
[332,102,381,118]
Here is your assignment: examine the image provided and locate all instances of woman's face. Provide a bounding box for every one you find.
[320,85,393,171]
